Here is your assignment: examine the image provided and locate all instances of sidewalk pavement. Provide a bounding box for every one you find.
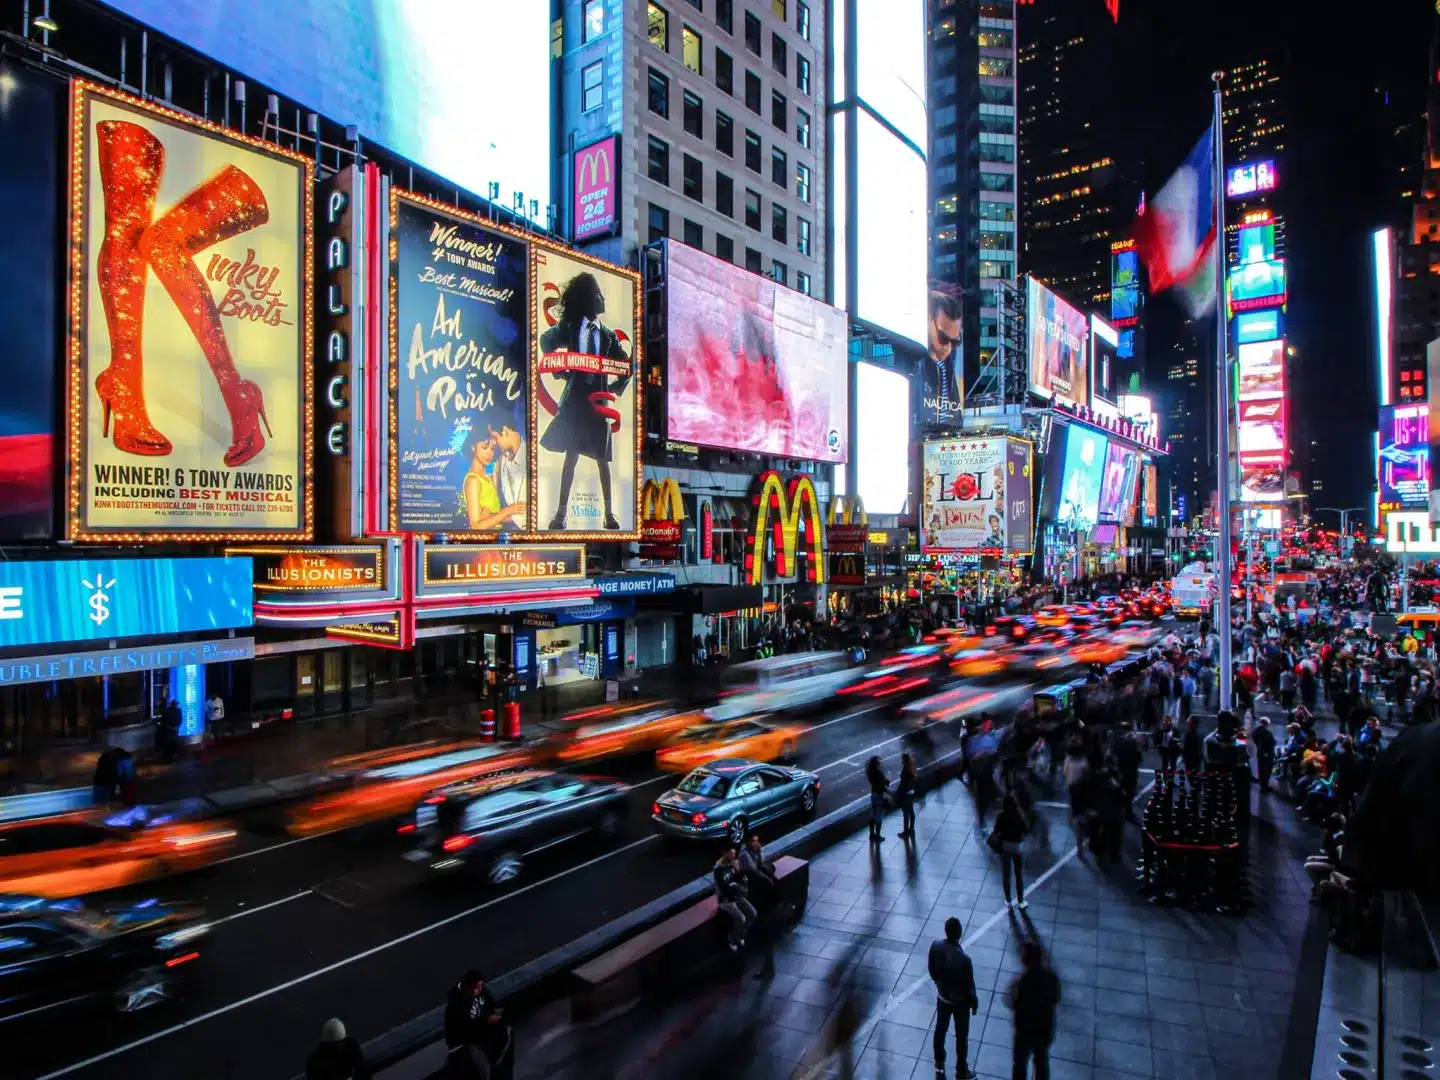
[376,742,1324,1080]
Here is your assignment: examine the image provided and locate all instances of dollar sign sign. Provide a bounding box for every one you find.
[88,589,109,626]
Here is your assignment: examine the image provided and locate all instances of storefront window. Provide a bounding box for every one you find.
[536,625,601,685]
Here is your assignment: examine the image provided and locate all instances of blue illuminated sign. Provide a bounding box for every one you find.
[0,638,255,687]
[594,573,677,596]
[0,557,253,650]
[1234,310,1282,345]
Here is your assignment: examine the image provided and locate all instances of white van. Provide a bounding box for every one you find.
[706,651,863,720]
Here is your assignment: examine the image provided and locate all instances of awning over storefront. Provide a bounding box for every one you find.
[652,585,764,614]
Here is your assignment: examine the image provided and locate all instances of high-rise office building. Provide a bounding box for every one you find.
[1392,13,1440,410]
[1017,1,1136,313]
[556,0,827,299]
[1221,59,1287,268]
[929,0,1019,390]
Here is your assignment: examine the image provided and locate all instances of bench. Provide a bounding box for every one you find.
[568,855,809,1020]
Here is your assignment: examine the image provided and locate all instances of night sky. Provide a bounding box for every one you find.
[1111,0,1432,513]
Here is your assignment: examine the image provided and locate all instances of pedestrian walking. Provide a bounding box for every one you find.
[1252,715,1277,792]
[305,1018,371,1080]
[928,917,979,1080]
[445,970,513,1080]
[897,752,919,839]
[991,787,1031,910]
[866,756,890,843]
[1008,942,1060,1080]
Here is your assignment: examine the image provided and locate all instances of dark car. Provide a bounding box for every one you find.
[0,893,209,1024]
[650,759,820,846]
[402,768,629,884]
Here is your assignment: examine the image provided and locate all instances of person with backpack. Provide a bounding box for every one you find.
[305,1019,371,1080]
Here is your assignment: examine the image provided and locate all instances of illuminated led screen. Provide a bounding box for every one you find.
[1058,425,1108,531]
[856,111,928,345]
[1229,258,1287,313]
[855,0,928,149]
[1110,248,1140,326]
[1027,278,1090,407]
[1226,160,1277,199]
[1234,310,1282,345]
[852,362,912,514]
[1236,224,1276,265]
[104,1,552,221]
[1379,403,1429,508]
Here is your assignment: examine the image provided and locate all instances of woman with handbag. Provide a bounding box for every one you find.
[896,753,919,839]
[866,756,890,843]
[991,786,1032,910]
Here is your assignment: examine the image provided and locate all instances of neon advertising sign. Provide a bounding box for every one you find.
[1226,160,1277,199]
[744,472,825,586]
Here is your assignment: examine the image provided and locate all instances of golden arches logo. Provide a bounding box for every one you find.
[827,495,867,527]
[577,145,613,189]
[641,478,686,522]
[745,471,825,586]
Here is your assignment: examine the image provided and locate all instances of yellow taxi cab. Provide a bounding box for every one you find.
[1070,636,1129,667]
[655,716,804,773]
[287,742,535,836]
[949,642,1013,678]
[1034,606,1071,628]
[0,811,237,899]
[549,701,700,764]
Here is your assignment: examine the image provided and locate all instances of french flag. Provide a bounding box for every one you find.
[1133,125,1218,318]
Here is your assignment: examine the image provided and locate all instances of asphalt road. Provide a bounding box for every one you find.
[8,677,1044,1080]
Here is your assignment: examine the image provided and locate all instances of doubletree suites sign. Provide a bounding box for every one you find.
[422,545,586,586]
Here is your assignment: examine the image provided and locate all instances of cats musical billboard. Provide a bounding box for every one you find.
[67,83,313,541]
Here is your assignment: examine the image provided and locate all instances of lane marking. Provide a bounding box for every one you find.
[204,890,313,927]
[204,828,342,868]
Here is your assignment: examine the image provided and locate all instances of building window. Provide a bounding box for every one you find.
[716,233,735,261]
[797,1,810,40]
[648,3,669,50]
[796,162,811,202]
[716,171,734,216]
[979,83,1015,106]
[796,216,811,256]
[683,153,704,201]
[716,110,735,155]
[683,90,704,137]
[682,25,703,73]
[771,146,787,188]
[746,247,763,273]
[683,218,704,249]
[772,33,788,76]
[744,11,762,54]
[648,136,670,185]
[715,48,734,94]
[978,138,1015,164]
[979,171,1015,192]
[796,269,811,294]
[648,68,670,118]
[772,258,787,285]
[745,129,762,172]
[772,0,787,18]
[583,0,605,42]
[581,61,604,112]
[745,188,761,230]
[796,56,810,95]
[745,70,761,113]
[978,57,1013,77]
[717,0,733,32]
[978,29,1012,49]
[796,108,810,148]
[771,89,787,132]
[648,203,670,242]
[772,203,787,244]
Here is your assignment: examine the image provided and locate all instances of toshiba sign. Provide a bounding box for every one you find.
[573,135,619,242]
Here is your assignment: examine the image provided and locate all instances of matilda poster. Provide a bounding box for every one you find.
[531,244,640,536]
[921,438,1007,553]
[391,193,530,534]
[70,83,312,538]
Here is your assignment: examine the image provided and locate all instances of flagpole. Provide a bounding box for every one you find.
[1212,70,1235,715]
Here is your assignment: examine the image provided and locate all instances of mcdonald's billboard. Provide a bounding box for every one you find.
[641,477,685,546]
[573,135,619,243]
[744,471,825,586]
[827,495,868,553]
[828,551,866,586]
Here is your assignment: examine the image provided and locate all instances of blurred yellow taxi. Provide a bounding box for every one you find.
[0,812,237,899]
[655,717,804,773]
[949,643,1013,678]
[549,701,700,764]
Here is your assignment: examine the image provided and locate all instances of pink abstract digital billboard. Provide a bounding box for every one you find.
[665,242,849,462]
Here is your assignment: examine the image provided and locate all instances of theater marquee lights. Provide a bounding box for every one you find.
[744,471,825,586]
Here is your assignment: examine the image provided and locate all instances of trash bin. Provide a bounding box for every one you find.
[479,708,497,742]
[502,702,521,740]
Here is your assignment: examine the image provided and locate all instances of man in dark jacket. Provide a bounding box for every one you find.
[1113,724,1144,819]
[1252,716,1277,792]
[1009,942,1061,1080]
[445,969,512,1079]
[305,1018,370,1080]
[714,848,756,950]
[928,916,979,1079]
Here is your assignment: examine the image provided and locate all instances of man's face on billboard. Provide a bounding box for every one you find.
[930,310,960,364]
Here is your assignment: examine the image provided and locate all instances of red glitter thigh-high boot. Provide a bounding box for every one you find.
[139,164,271,467]
[94,120,171,455]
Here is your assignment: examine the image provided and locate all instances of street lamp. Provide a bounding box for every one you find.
[1315,507,1365,558]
